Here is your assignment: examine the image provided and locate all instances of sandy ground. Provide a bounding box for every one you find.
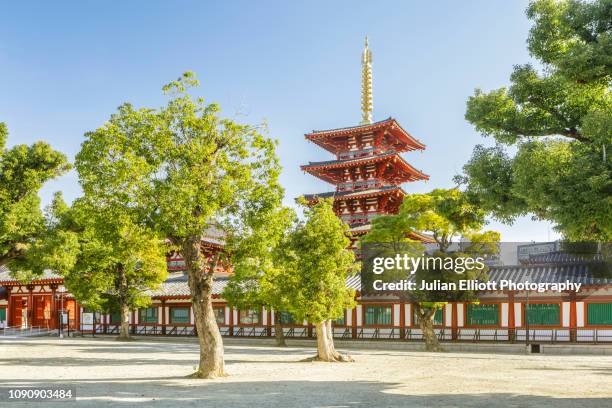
[0,337,611,407]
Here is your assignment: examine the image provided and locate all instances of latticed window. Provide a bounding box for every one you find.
[239,309,261,324]
[587,303,612,325]
[213,306,225,325]
[279,311,295,324]
[110,311,121,324]
[467,304,499,326]
[364,305,392,325]
[525,303,560,326]
[414,308,443,325]
[139,307,158,324]
[334,313,345,326]
[170,307,190,324]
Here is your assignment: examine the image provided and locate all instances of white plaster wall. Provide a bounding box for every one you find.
[445,304,453,327]
[393,304,400,327]
[514,303,522,327]
[501,303,509,327]
[404,304,411,326]
[457,303,464,327]
[225,306,231,325]
[262,307,268,326]
[346,308,353,326]
[356,305,363,326]
[576,302,584,327]
[562,302,570,327]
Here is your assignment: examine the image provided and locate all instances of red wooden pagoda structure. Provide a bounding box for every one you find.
[302,37,429,239]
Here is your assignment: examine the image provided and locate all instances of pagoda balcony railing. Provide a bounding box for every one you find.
[338,179,383,192]
[341,212,379,225]
[338,147,382,160]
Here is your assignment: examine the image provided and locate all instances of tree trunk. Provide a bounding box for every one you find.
[274,311,286,347]
[116,264,131,341]
[184,236,226,379]
[312,320,353,362]
[417,306,442,352]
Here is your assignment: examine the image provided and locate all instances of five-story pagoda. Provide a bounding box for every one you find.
[301,37,429,238]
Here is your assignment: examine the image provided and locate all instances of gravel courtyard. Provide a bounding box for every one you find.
[1,337,611,407]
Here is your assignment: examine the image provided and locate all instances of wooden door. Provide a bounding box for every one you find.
[32,296,52,328]
[11,297,27,327]
[65,300,76,329]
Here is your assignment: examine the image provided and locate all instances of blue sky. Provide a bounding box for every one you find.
[0,0,559,241]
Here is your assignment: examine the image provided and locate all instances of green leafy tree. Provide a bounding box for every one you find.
[122,72,281,378]
[223,203,296,347]
[458,0,611,240]
[280,198,356,362]
[363,189,499,351]
[49,106,170,340]
[0,123,70,272]
[45,194,167,340]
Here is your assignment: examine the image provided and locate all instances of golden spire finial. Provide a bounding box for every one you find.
[360,35,373,125]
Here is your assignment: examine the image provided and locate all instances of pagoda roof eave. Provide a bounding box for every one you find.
[347,224,436,243]
[301,152,429,182]
[303,186,407,202]
[305,117,426,152]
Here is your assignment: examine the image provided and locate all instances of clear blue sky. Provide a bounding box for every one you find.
[0,0,559,241]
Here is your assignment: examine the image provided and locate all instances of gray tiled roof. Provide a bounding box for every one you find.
[145,272,230,297]
[488,264,610,285]
[523,251,603,265]
[346,274,361,290]
[0,267,61,283]
[146,272,363,297]
[347,264,611,292]
[2,262,609,298]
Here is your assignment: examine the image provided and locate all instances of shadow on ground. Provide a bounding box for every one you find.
[0,379,609,408]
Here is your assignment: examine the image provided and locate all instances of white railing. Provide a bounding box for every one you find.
[1,325,50,337]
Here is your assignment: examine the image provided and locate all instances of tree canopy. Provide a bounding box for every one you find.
[0,122,70,273]
[458,0,611,241]
[86,71,283,377]
[47,194,167,327]
[41,105,170,339]
[279,198,356,361]
[363,189,500,351]
[223,203,296,345]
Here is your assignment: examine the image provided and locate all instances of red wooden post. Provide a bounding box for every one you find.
[399,301,405,339]
[50,285,57,330]
[352,307,358,339]
[569,291,577,343]
[228,306,234,336]
[161,299,166,335]
[451,303,458,341]
[267,309,272,337]
[508,292,515,343]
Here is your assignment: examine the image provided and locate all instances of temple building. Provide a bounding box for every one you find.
[0,39,610,344]
[302,37,430,240]
[1,245,611,343]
